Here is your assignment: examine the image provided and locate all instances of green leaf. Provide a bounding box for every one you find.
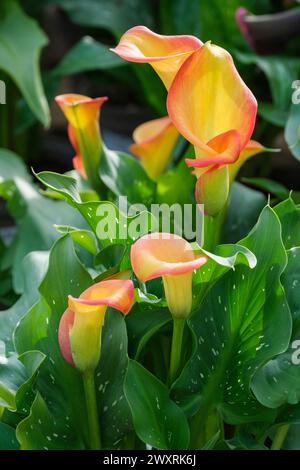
[100,147,155,205]
[35,170,158,248]
[52,36,125,77]
[252,247,300,408]
[3,177,86,292]
[94,243,127,280]
[160,0,201,36]
[0,153,87,293]
[192,243,257,306]
[54,0,154,37]
[0,148,31,183]
[172,206,291,424]
[124,360,190,450]
[33,170,81,203]
[0,251,49,350]
[126,304,171,359]
[94,310,133,448]
[0,422,18,450]
[242,177,289,201]
[274,197,300,249]
[222,182,266,244]
[16,393,85,450]
[258,103,288,127]
[130,63,166,115]
[0,0,50,126]
[55,226,98,255]
[282,425,300,450]
[285,103,300,162]
[235,51,300,118]
[0,346,45,412]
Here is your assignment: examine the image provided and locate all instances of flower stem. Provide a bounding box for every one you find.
[82,370,101,450]
[271,424,289,450]
[169,318,185,385]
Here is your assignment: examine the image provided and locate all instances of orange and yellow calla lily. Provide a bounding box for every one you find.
[131,233,207,319]
[58,279,134,372]
[130,116,179,180]
[111,26,202,89]
[113,27,267,216]
[167,42,258,215]
[55,94,107,192]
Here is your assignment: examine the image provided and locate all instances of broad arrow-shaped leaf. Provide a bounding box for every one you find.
[252,247,300,408]
[172,206,291,424]
[124,360,190,450]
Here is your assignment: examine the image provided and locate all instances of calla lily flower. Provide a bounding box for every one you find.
[131,233,207,319]
[130,116,179,180]
[167,42,258,215]
[55,94,108,192]
[111,26,202,89]
[58,279,134,372]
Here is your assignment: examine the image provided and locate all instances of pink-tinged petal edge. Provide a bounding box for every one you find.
[110,25,202,63]
[58,308,75,367]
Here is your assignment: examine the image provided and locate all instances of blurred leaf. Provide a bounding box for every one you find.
[0,251,49,350]
[285,102,300,161]
[160,0,201,36]
[52,36,125,77]
[53,0,154,37]
[2,178,86,293]
[130,63,166,115]
[235,51,300,109]
[282,425,300,450]
[242,177,289,200]
[0,0,50,126]
[124,360,190,449]
[191,0,271,49]
[258,103,288,127]
[0,148,31,183]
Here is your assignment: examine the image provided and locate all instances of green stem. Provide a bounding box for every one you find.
[271,424,289,450]
[203,203,227,252]
[189,399,212,449]
[168,318,185,385]
[82,370,101,450]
